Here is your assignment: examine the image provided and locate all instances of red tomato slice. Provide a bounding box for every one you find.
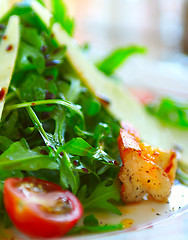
[3,177,83,238]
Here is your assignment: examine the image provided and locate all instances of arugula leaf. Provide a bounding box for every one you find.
[58,138,96,157]
[146,97,188,128]
[64,78,83,103]
[0,2,31,22]
[6,99,84,129]
[0,170,24,182]
[57,138,117,167]
[93,149,117,167]
[84,97,101,117]
[43,68,58,81]
[0,137,13,152]
[51,0,74,35]
[53,107,66,144]
[16,41,45,73]
[70,214,123,234]
[74,126,94,138]
[20,72,46,102]
[97,46,146,75]
[0,112,20,140]
[93,123,111,145]
[84,214,99,226]
[21,26,45,50]
[49,46,66,61]
[27,169,60,184]
[24,107,80,194]
[35,0,45,6]
[78,181,121,215]
[1,2,47,32]
[59,151,80,194]
[0,142,58,171]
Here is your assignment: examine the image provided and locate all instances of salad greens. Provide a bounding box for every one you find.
[51,0,75,35]
[0,0,146,231]
[176,162,188,186]
[145,96,188,180]
[146,97,188,129]
[78,181,121,215]
[1,0,187,236]
[69,214,124,234]
[97,46,146,76]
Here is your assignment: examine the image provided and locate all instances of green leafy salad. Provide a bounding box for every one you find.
[0,0,146,236]
[0,0,187,238]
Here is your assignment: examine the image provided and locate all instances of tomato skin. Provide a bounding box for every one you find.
[3,177,83,238]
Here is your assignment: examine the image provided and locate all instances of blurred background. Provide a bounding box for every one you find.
[8,0,188,97]
[8,0,188,59]
[71,0,185,59]
[70,0,188,97]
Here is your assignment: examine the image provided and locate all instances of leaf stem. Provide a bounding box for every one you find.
[6,99,84,127]
[26,107,51,146]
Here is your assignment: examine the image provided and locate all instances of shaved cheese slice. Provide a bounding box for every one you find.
[31,1,188,163]
[31,0,52,27]
[50,23,175,149]
[0,0,9,19]
[0,15,20,120]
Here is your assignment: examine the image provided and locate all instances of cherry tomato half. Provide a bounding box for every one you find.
[3,177,83,238]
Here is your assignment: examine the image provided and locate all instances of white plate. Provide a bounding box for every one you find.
[2,183,188,240]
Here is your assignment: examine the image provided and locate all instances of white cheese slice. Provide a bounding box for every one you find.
[31,1,188,163]
[31,0,52,27]
[0,15,20,120]
[0,0,8,19]
[50,24,177,149]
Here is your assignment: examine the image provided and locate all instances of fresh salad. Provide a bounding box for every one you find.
[0,0,187,238]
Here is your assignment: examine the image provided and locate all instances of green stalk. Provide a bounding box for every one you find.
[4,91,16,102]
[26,107,51,146]
[26,107,79,193]
[6,99,84,128]
[54,114,66,145]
